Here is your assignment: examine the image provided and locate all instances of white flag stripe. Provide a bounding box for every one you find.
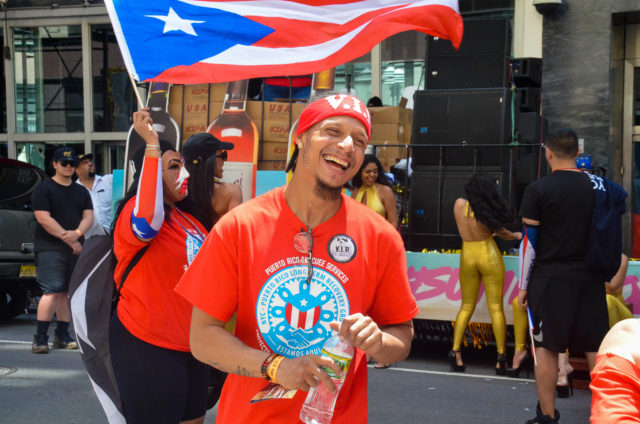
[305,308,316,330]
[290,306,300,328]
[202,21,366,66]
[181,0,459,24]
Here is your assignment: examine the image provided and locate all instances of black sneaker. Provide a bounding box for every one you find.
[53,334,78,350]
[525,402,559,424]
[31,335,49,354]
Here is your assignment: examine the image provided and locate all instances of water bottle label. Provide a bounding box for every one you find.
[321,348,352,379]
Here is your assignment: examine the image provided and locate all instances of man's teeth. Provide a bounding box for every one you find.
[324,155,348,170]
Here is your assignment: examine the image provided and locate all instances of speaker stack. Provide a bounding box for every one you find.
[407,19,540,251]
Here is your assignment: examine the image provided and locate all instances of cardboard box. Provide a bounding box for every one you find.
[370,123,403,142]
[246,101,306,125]
[260,120,293,143]
[210,83,227,102]
[207,101,224,124]
[369,106,404,125]
[376,141,408,172]
[261,141,289,161]
[168,85,184,126]
[258,160,287,171]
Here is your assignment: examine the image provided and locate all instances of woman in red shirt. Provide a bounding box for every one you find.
[109,110,212,424]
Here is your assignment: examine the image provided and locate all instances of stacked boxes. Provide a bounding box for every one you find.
[168,83,226,144]
[368,105,412,171]
[246,101,305,170]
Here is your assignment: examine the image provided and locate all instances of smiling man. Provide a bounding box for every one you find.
[176,94,418,424]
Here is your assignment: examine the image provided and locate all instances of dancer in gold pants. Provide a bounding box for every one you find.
[450,174,521,374]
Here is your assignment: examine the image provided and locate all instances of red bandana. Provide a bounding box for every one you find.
[296,94,371,138]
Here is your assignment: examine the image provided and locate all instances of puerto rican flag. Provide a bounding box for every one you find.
[286,303,322,330]
[104,0,463,83]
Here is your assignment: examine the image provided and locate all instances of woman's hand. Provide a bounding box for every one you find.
[133,108,158,145]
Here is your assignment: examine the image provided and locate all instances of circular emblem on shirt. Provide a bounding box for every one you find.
[327,234,356,263]
[256,265,350,357]
[185,232,203,265]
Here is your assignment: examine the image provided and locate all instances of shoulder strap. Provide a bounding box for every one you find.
[113,244,150,304]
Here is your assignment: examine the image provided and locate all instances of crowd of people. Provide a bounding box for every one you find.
[27,94,637,423]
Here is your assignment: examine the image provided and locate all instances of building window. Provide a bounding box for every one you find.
[1,29,6,134]
[92,24,136,132]
[17,141,85,174]
[13,25,83,133]
[381,31,427,106]
[335,51,371,104]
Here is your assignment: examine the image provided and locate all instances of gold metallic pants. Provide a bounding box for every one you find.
[453,238,506,354]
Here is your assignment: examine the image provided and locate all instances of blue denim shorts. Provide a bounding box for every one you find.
[35,250,78,294]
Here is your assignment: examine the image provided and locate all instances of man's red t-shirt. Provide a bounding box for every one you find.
[176,187,418,423]
[114,198,207,351]
[590,353,640,423]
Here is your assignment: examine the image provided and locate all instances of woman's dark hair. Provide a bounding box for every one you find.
[110,140,175,234]
[176,154,217,230]
[351,154,391,189]
[464,173,515,233]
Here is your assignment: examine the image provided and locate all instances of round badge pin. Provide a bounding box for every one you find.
[327,234,356,263]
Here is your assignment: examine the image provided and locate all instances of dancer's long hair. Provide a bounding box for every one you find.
[351,154,392,189]
[177,154,218,230]
[464,173,515,233]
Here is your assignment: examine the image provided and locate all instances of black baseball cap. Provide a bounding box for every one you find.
[182,133,234,165]
[76,153,94,163]
[53,146,76,163]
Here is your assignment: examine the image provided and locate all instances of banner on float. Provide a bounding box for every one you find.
[407,252,640,324]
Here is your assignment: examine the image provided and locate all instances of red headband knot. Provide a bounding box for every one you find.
[296,94,371,139]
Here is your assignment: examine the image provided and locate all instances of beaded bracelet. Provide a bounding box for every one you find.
[261,353,277,381]
[267,355,285,384]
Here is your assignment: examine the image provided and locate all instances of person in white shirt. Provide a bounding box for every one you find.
[75,153,113,237]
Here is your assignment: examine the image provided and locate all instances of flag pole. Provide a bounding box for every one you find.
[128,73,153,131]
[527,306,538,367]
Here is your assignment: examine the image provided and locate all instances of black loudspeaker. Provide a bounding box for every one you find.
[425,55,510,90]
[515,111,547,143]
[406,170,509,251]
[427,19,511,56]
[515,88,541,113]
[516,145,547,184]
[411,89,511,168]
[510,58,542,88]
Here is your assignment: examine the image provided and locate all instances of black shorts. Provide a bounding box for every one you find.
[35,249,78,294]
[528,276,608,353]
[109,313,209,424]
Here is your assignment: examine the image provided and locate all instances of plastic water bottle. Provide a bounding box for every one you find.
[300,334,354,424]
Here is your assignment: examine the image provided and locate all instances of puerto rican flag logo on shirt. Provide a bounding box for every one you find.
[256,264,350,357]
[286,304,322,331]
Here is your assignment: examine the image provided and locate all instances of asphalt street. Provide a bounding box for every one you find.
[0,314,592,423]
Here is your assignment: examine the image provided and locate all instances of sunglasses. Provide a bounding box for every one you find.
[216,151,228,161]
[294,228,314,284]
[60,160,77,167]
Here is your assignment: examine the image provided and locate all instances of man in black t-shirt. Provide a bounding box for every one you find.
[31,146,93,354]
[517,129,609,424]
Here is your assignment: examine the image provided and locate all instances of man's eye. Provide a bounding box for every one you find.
[168,164,179,170]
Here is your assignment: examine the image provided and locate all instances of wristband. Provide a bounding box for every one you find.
[145,144,161,151]
[267,355,285,385]
[75,229,82,237]
[261,353,277,381]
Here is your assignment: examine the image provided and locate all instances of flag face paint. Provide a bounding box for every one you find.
[104,0,463,83]
[176,165,190,195]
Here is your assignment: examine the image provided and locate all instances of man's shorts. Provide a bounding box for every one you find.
[528,276,609,353]
[35,250,78,294]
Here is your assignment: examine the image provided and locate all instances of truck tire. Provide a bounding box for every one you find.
[0,288,29,319]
